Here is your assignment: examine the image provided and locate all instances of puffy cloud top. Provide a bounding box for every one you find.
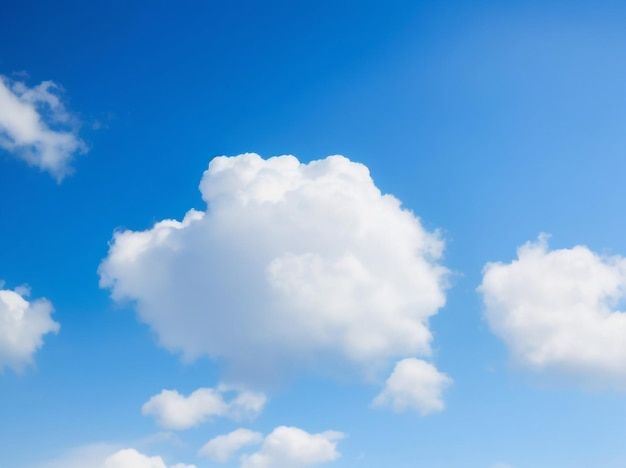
[37,445,194,468]
[373,358,452,415]
[480,235,626,388]
[103,449,170,468]
[199,428,263,462]
[240,426,344,468]
[99,154,449,382]
[0,286,59,371]
[0,75,86,180]
[142,385,266,430]
[103,449,195,468]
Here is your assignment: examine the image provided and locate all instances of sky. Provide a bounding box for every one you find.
[2,0,626,466]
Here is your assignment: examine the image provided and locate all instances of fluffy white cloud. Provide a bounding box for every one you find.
[99,154,449,382]
[0,286,59,371]
[199,428,263,462]
[372,358,451,414]
[240,426,344,468]
[142,385,266,430]
[479,235,626,388]
[0,75,86,180]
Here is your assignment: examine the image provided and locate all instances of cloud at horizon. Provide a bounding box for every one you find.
[37,445,195,468]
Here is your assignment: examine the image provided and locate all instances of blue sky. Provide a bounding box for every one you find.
[2,0,626,467]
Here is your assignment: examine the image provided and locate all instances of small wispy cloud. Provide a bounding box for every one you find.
[142,385,267,430]
[0,75,86,181]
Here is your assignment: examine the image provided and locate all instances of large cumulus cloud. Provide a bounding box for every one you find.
[99,154,449,381]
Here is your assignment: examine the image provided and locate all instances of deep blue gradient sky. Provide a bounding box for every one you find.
[2,1,626,467]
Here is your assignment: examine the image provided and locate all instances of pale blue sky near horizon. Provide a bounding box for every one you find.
[2,0,626,467]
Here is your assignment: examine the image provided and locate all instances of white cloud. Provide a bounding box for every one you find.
[99,153,449,382]
[37,446,194,468]
[0,286,59,371]
[0,75,86,181]
[199,428,263,462]
[479,235,626,388]
[372,358,451,415]
[240,426,344,468]
[142,385,266,430]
